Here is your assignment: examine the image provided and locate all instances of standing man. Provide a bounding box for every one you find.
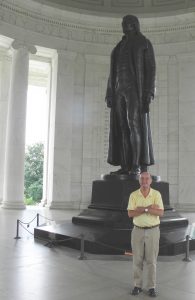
[127,172,164,297]
[106,15,155,175]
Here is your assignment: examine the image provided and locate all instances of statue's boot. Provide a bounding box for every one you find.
[110,168,129,175]
[140,165,148,173]
[129,165,141,175]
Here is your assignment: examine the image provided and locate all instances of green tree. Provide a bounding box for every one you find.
[24,143,44,204]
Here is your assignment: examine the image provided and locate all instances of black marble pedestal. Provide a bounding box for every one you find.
[34,175,193,255]
[72,174,187,229]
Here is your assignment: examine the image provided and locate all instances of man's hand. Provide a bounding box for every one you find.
[135,206,145,213]
[128,204,164,218]
[150,204,159,209]
[147,204,164,217]
[128,206,145,218]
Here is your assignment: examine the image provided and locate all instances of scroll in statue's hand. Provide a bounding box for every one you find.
[106,97,113,108]
[143,93,153,113]
[143,103,149,113]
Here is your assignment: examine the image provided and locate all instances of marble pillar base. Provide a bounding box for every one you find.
[47,201,80,210]
[1,201,26,209]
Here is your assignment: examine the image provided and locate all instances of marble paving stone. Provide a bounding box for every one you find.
[0,207,195,300]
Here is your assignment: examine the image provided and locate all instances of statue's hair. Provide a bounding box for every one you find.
[122,15,140,33]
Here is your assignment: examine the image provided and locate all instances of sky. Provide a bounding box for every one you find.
[25,85,48,146]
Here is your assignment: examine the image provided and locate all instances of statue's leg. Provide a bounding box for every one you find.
[125,89,141,174]
[115,93,131,172]
[141,165,148,173]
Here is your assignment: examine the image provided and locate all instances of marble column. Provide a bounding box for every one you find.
[47,50,76,209]
[0,53,11,205]
[41,64,51,207]
[1,40,36,209]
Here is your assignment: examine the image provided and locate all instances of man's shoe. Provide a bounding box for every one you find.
[131,287,143,295]
[148,288,157,297]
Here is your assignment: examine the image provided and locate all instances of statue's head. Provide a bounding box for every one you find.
[122,15,140,34]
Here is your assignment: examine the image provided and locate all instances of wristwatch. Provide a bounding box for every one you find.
[144,208,149,213]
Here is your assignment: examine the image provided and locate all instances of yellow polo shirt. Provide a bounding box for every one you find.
[127,188,164,227]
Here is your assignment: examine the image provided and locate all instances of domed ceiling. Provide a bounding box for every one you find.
[33,0,195,17]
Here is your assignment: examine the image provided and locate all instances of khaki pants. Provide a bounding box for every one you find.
[131,226,160,289]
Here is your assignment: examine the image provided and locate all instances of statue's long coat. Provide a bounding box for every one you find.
[106,33,156,168]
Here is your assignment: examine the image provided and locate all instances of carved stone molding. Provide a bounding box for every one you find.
[1,0,195,48]
[57,49,77,61]
[31,0,195,16]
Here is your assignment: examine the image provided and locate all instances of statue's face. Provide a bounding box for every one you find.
[122,19,136,34]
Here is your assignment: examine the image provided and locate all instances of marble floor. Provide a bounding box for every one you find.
[0,206,195,300]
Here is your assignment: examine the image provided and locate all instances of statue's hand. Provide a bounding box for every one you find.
[143,102,149,113]
[106,97,112,108]
[143,93,152,113]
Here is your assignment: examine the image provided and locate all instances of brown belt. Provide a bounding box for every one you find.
[134,224,159,230]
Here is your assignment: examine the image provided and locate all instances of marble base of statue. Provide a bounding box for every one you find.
[71,173,189,254]
[34,174,193,255]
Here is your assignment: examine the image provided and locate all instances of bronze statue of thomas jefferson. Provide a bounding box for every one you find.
[106,15,155,175]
